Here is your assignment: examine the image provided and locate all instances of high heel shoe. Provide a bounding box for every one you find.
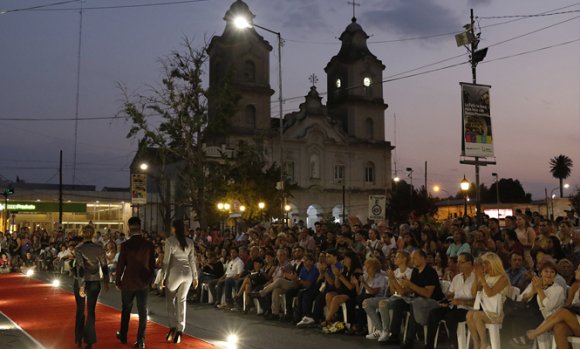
[166,328,176,342]
[173,331,182,344]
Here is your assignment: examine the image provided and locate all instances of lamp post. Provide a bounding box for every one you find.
[492,172,499,218]
[550,184,570,219]
[406,167,413,208]
[284,204,291,227]
[258,201,266,223]
[234,16,285,223]
[460,175,470,218]
[433,185,451,218]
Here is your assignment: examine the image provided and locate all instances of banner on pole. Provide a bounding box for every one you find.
[460,82,494,158]
[131,173,147,205]
[368,195,386,220]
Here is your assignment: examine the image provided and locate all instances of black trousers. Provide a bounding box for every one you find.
[74,280,101,345]
[295,287,319,320]
[425,306,468,349]
[119,288,149,343]
[389,297,410,340]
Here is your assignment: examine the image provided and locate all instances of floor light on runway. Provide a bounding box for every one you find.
[25,268,34,277]
[51,279,61,288]
[226,333,239,349]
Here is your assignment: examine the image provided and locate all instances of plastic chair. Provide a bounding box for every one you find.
[568,336,580,349]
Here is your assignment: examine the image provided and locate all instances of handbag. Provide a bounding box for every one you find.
[503,297,532,317]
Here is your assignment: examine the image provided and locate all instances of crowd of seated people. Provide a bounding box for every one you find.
[1,207,580,349]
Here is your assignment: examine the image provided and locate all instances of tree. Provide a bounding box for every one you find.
[121,39,239,229]
[388,180,437,224]
[549,154,573,198]
[483,178,531,203]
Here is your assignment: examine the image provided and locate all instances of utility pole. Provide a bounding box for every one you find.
[458,9,493,227]
[59,150,63,225]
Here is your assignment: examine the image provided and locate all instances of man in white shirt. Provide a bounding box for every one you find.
[215,247,244,308]
[424,252,476,349]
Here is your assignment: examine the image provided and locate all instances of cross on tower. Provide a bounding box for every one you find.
[309,73,319,87]
[347,0,360,19]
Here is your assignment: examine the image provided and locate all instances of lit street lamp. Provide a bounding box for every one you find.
[234,16,286,222]
[460,175,470,218]
[433,185,451,219]
[258,201,266,223]
[284,204,291,227]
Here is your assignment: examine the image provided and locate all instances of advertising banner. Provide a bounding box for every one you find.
[460,82,494,158]
[131,173,147,205]
[368,195,386,221]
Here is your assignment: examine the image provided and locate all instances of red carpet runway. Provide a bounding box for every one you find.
[0,273,215,349]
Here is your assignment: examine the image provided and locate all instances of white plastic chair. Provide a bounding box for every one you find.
[568,336,580,349]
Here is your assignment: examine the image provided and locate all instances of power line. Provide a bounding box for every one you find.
[13,0,211,12]
[482,37,580,64]
[480,9,580,19]
[0,0,78,14]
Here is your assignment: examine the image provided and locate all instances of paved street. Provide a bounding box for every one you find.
[11,271,417,349]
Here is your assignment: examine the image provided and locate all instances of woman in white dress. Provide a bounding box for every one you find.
[528,265,580,349]
[466,252,510,349]
[160,220,198,344]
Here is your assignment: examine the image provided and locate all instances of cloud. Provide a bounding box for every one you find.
[254,0,333,34]
[468,0,492,6]
[360,0,462,38]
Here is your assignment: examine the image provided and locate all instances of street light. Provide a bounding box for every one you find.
[284,204,291,227]
[234,15,285,222]
[139,162,148,171]
[258,201,266,223]
[550,184,570,219]
[433,185,452,218]
[460,175,470,218]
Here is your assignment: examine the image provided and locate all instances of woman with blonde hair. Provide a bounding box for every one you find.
[466,252,510,349]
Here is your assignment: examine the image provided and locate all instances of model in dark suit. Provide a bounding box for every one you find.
[115,217,155,349]
[74,225,109,349]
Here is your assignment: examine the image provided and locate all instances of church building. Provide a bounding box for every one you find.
[207,0,393,227]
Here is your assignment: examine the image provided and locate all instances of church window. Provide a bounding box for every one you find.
[244,60,255,82]
[336,78,342,88]
[334,164,345,183]
[245,105,256,128]
[363,77,371,87]
[365,118,374,139]
[285,160,295,182]
[310,154,320,179]
[365,162,375,183]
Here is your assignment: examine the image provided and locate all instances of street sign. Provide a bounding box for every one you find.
[368,195,386,220]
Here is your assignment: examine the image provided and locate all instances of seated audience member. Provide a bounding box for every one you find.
[506,251,531,291]
[364,250,413,342]
[0,253,10,273]
[395,249,445,349]
[292,253,320,324]
[235,257,266,312]
[466,252,511,349]
[446,230,471,257]
[528,265,580,348]
[213,247,244,308]
[504,260,565,347]
[310,249,342,325]
[351,257,386,333]
[198,251,224,302]
[258,248,293,319]
[425,252,476,349]
[557,258,575,286]
[321,251,362,333]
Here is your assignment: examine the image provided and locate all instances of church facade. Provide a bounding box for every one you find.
[208,0,393,227]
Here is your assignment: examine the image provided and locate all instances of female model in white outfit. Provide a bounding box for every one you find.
[160,220,198,343]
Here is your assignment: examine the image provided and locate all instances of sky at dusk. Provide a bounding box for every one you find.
[0,0,579,200]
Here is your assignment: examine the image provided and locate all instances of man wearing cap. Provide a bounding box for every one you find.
[115,217,155,349]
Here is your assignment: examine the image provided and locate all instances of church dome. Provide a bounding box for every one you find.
[335,17,376,63]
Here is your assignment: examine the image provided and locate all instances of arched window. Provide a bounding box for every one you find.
[310,154,320,179]
[365,162,375,183]
[245,105,256,128]
[244,60,255,82]
[365,118,374,139]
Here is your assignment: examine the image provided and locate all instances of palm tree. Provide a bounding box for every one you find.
[549,154,573,197]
